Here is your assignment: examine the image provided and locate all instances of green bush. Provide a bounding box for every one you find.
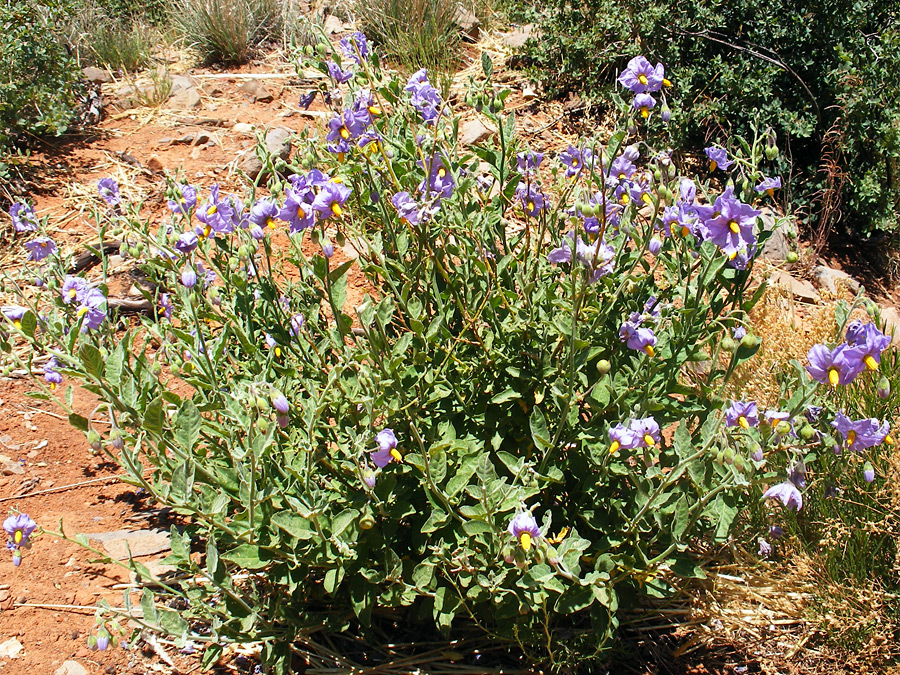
[8,43,886,672]
[0,0,83,152]
[520,0,900,240]
[172,0,281,65]
[82,20,154,72]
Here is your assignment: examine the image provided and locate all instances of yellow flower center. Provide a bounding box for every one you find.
[828,367,840,387]
[663,78,672,88]
[728,220,740,234]
[738,416,749,429]
[644,344,655,357]
[390,448,402,462]
[641,193,653,205]
[339,127,350,140]
[643,434,656,446]
[766,188,775,197]
[520,532,532,551]
[14,530,22,545]
[77,306,89,317]
[638,74,648,85]
[640,107,650,119]
[527,201,535,213]
[609,440,620,455]
[847,430,856,446]
[709,161,718,172]
[368,105,381,116]
[438,167,446,178]
[864,354,878,371]
[274,346,281,358]
[266,217,277,229]
[13,320,21,329]
[681,226,691,237]
[207,205,217,216]
[331,203,343,217]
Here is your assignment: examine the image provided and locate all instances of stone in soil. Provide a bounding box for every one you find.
[239,127,293,179]
[324,14,344,34]
[502,24,536,48]
[54,661,89,675]
[770,271,821,304]
[0,637,23,658]
[812,265,861,295]
[458,118,496,146]
[0,454,24,475]
[88,528,171,560]
[239,80,275,103]
[82,66,111,84]
[167,86,202,109]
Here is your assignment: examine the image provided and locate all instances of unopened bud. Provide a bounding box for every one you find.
[87,430,102,452]
[877,377,890,399]
[596,359,611,375]
[257,417,269,433]
[799,424,816,441]
[740,334,759,350]
[721,337,736,353]
[786,251,799,263]
[108,428,124,450]
[775,421,792,436]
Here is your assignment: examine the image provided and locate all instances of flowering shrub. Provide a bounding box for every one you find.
[3,38,890,670]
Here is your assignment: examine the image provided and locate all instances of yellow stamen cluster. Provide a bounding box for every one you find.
[644,345,655,357]
[738,416,750,429]
[643,434,656,446]
[390,448,402,462]
[331,203,343,217]
[847,430,857,446]
[638,74,649,85]
[14,530,22,544]
[864,354,878,371]
[609,440,620,455]
[520,532,533,551]
[828,367,840,387]
[728,220,740,234]
[206,205,217,216]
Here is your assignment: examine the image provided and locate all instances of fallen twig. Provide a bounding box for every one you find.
[0,474,125,502]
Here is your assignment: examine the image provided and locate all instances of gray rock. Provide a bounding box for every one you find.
[169,74,197,94]
[82,66,112,84]
[88,528,171,560]
[0,637,23,659]
[167,86,201,109]
[758,207,791,262]
[239,127,293,179]
[193,132,212,146]
[0,454,24,476]
[239,79,274,103]
[458,118,495,146]
[502,24,535,49]
[324,14,344,34]
[770,271,820,304]
[54,661,88,675]
[454,5,480,38]
[813,265,861,296]
[881,307,900,344]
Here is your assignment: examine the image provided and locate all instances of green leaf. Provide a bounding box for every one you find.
[79,344,104,379]
[529,407,552,452]
[461,520,493,536]
[19,311,36,338]
[481,52,493,77]
[174,399,201,451]
[142,398,165,435]
[158,608,189,635]
[141,588,158,624]
[105,343,125,387]
[68,413,89,432]
[272,512,316,540]
[222,544,269,570]
[490,388,520,404]
[555,584,594,614]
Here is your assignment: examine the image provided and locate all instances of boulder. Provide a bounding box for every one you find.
[324,14,344,34]
[82,66,112,84]
[167,86,201,109]
[54,661,88,675]
[458,118,495,146]
[758,206,792,262]
[169,74,197,94]
[454,5,480,39]
[88,528,171,560]
[880,307,900,345]
[239,79,274,103]
[770,271,820,304]
[502,24,535,49]
[812,265,861,295]
[239,127,293,179]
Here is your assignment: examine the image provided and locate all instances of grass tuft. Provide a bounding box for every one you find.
[172,0,282,65]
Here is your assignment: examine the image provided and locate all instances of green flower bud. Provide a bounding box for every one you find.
[721,337,736,352]
[723,448,735,465]
[799,424,816,441]
[786,251,799,263]
[257,417,269,434]
[596,359,611,375]
[255,396,269,410]
[740,334,760,350]
[877,377,891,399]
[775,420,792,436]
[765,145,779,161]
[359,513,376,530]
[87,430,102,451]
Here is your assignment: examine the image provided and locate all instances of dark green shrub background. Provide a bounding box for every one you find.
[519,0,900,239]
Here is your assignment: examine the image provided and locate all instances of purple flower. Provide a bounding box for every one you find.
[4,513,37,548]
[61,276,87,305]
[758,538,772,558]
[831,412,889,453]
[405,69,443,123]
[311,181,352,220]
[298,91,316,110]
[326,108,369,153]
[725,400,759,429]
[617,56,665,93]
[195,185,234,237]
[648,237,662,255]
[175,230,199,255]
[290,314,305,337]
[76,288,107,332]
[609,423,638,453]
[547,232,614,283]
[278,187,315,232]
[340,32,369,65]
[24,237,57,261]
[95,630,110,652]
[806,343,864,387]
[417,156,455,200]
[2,306,26,330]
[362,466,377,489]
[844,321,891,372]
[609,155,637,182]
[43,357,62,388]
[619,321,657,356]
[168,184,197,215]
[755,177,782,195]
[631,417,661,448]
[159,293,173,320]
[516,151,544,176]
[515,182,546,217]
[769,525,784,539]
[249,198,280,232]
[507,511,540,550]
[632,93,656,118]
[327,61,353,83]
[699,187,760,257]
[392,191,426,225]
[98,178,120,205]
[181,266,197,288]
[559,145,591,177]
[705,146,733,172]
[9,203,38,232]
[863,462,875,483]
[371,428,401,467]
[762,481,803,511]
[271,393,289,414]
